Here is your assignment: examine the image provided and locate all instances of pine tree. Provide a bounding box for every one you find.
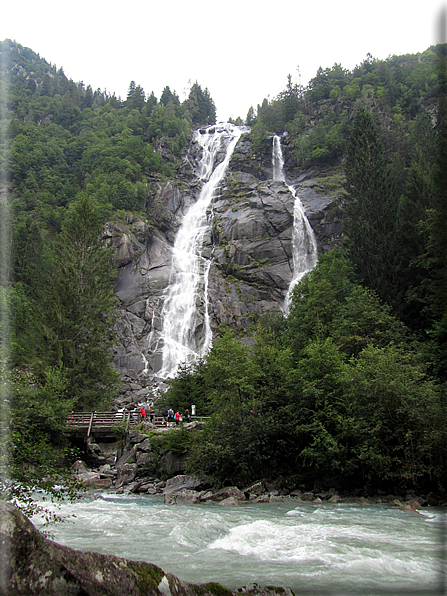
[426,43,447,378]
[43,195,119,409]
[344,107,398,305]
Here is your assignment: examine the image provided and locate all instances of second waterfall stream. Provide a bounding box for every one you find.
[159,123,245,379]
[272,134,318,313]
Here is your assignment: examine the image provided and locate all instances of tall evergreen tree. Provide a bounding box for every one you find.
[42,195,119,409]
[186,83,216,126]
[344,107,398,305]
[426,43,447,378]
[394,113,435,328]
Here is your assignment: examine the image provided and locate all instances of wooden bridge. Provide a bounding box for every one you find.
[66,411,209,438]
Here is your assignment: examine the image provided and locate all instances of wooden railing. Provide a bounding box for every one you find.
[66,411,210,437]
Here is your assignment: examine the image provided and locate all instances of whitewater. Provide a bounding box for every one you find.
[158,123,246,379]
[272,134,318,313]
[34,495,445,595]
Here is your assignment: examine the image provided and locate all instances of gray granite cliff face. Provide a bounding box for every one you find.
[108,132,343,392]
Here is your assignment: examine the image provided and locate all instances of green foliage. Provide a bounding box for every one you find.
[10,365,74,447]
[249,121,267,155]
[347,345,445,485]
[0,365,82,527]
[344,107,398,304]
[185,82,216,126]
[164,427,195,455]
[182,249,446,491]
[164,359,210,415]
[41,195,120,409]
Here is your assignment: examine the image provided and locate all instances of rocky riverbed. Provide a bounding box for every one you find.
[75,427,445,510]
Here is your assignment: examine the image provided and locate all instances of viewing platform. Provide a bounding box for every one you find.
[66,411,210,438]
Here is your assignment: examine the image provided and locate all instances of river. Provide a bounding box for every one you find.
[33,493,446,595]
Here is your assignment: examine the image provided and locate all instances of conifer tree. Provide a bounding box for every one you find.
[426,43,447,378]
[344,107,398,305]
[43,195,119,410]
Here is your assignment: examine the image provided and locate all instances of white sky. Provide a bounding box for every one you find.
[1,0,446,122]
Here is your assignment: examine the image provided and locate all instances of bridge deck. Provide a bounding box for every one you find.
[66,411,209,437]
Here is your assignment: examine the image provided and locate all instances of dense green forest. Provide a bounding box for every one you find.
[1,39,446,497]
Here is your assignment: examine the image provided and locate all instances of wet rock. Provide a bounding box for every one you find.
[115,446,137,468]
[137,438,151,452]
[160,451,189,475]
[164,474,205,495]
[115,463,138,489]
[82,476,112,490]
[164,489,202,505]
[237,584,295,596]
[328,494,341,503]
[253,494,270,503]
[392,499,403,507]
[71,460,89,474]
[219,496,241,507]
[109,140,341,385]
[210,486,245,502]
[125,481,141,493]
[400,500,422,512]
[243,481,265,496]
[130,433,147,444]
[289,490,303,498]
[136,452,151,466]
[355,496,371,505]
[269,495,288,503]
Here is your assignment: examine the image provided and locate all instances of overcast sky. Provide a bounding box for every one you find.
[1,1,446,122]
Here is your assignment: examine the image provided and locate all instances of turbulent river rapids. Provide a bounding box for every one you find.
[34,494,445,594]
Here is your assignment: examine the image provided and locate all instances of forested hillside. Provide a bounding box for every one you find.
[1,39,446,497]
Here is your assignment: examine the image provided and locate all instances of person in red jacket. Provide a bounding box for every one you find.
[139,406,146,422]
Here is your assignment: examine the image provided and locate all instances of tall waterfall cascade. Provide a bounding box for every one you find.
[272,135,318,313]
[158,123,245,379]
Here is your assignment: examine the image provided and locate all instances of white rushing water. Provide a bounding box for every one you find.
[159,123,245,379]
[36,495,446,595]
[272,135,318,313]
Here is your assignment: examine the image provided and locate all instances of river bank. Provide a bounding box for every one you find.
[77,426,447,511]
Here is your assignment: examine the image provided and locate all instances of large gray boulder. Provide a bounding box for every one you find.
[115,463,138,489]
[163,474,205,495]
[210,486,245,502]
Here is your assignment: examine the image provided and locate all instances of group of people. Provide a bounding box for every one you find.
[161,406,191,427]
[138,406,155,423]
[131,405,192,426]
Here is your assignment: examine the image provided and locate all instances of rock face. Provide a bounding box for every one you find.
[0,502,294,596]
[108,131,344,389]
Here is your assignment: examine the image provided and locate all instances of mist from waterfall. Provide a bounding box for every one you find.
[272,135,318,313]
[158,123,245,379]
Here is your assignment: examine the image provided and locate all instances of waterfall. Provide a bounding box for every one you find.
[272,135,285,182]
[272,135,318,313]
[158,123,245,378]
